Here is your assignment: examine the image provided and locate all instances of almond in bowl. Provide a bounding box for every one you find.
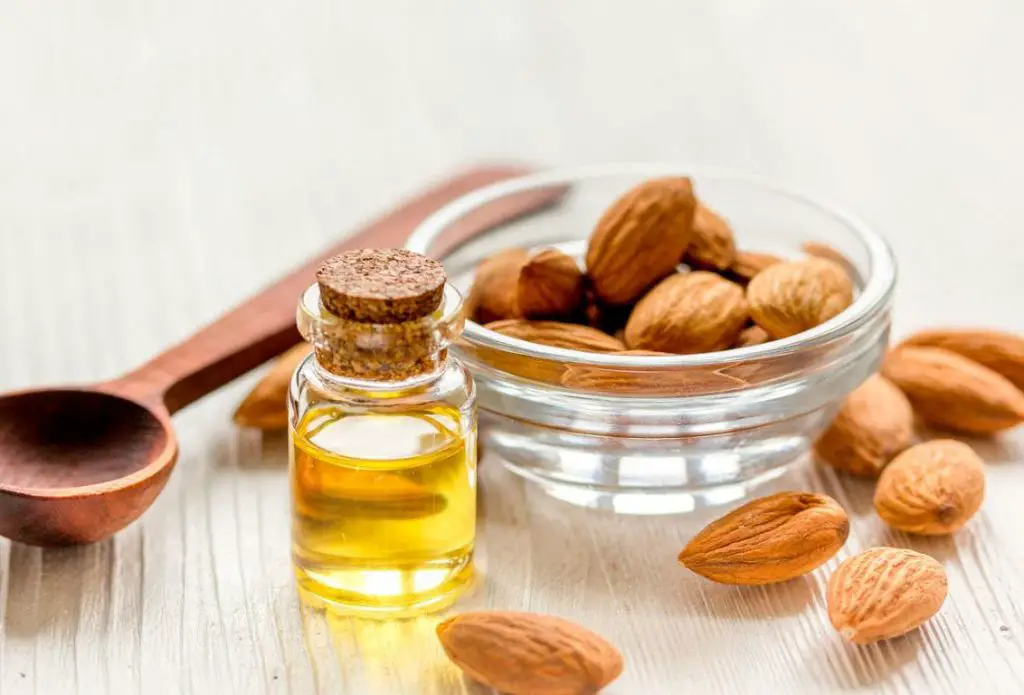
[401,167,895,512]
[463,176,858,358]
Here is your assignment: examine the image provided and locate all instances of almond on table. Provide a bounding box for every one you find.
[233,343,311,430]
[678,491,849,585]
[874,439,985,535]
[815,374,914,477]
[828,547,947,644]
[898,328,1024,391]
[881,346,1024,434]
[437,611,623,695]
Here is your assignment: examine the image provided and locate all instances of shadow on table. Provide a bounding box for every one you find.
[866,528,961,563]
[821,472,877,518]
[2,539,113,637]
[820,631,924,691]
[687,577,819,620]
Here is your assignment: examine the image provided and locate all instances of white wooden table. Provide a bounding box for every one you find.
[2,2,1023,692]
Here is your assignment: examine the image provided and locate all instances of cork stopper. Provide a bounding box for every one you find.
[299,250,463,383]
[316,249,446,323]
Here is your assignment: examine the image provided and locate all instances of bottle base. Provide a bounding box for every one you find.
[294,552,474,619]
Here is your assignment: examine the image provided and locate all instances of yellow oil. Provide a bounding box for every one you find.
[290,403,476,617]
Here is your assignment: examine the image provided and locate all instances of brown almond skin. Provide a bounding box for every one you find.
[899,329,1024,391]
[467,248,528,323]
[828,547,947,644]
[485,319,626,353]
[734,325,771,348]
[747,258,854,338]
[517,248,585,320]
[586,177,697,305]
[437,611,623,695]
[874,440,985,535]
[679,491,850,585]
[815,374,915,477]
[727,250,784,285]
[233,343,310,430]
[881,346,1024,434]
[801,241,858,279]
[684,204,736,271]
[624,272,748,354]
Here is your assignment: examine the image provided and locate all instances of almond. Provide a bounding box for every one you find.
[485,319,626,353]
[802,241,857,280]
[585,177,697,305]
[517,248,585,320]
[684,203,736,271]
[827,547,947,644]
[467,248,528,323]
[437,611,623,695]
[678,491,849,585]
[734,325,771,348]
[815,374,914,477]
[233,343,310,430]
[747,258,854,338]
[874,440,985,535]
[727,250,783,285]
[898,328,1024,391]
[624,272,748,354]
[881,346,1024,434]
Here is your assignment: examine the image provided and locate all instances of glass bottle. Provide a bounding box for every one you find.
[289,249,476,617]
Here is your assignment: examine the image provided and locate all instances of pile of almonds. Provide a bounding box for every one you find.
[231,178,1024,694]
[466,176,854,355]
[436,330,1024,693]
[816,328,1024,535]
[232,176,851,426]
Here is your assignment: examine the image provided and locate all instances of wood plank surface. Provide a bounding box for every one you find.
[2,1,1024,692]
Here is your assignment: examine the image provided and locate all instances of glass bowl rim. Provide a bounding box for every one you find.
[406,163,896,369]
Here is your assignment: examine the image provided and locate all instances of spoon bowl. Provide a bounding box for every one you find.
[0,165,564,546]
[0,388,176,545]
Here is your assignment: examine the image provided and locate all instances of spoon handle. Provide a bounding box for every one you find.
[106,165,563,413]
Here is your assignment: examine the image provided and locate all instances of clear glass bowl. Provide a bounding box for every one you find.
[406,165,896,514]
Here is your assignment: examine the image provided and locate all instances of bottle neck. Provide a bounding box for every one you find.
[311,349,451,393]
[296,281,466,390]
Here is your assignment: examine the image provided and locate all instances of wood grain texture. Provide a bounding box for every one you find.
[2,0,1024,692]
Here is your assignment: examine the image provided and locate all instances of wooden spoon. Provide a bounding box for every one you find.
[0,165,563,546]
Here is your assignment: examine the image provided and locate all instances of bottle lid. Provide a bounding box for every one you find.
[316,249,446,323]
